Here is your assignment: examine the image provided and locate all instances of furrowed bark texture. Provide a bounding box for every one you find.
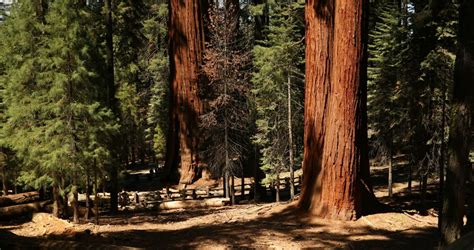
[299,0,376,221]
[441,0,474,244]
[166,0,206,184]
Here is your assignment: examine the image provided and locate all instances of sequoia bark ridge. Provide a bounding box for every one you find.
[299,0,377,220]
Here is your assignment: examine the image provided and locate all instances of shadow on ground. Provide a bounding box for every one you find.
[0,204,439,249]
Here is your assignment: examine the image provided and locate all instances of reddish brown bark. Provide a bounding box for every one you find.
[165,0,206,184]
[299,0,377,220]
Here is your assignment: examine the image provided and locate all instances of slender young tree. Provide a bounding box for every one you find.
[299,0,377,220]
[441,0,474,244]
[252,0,304,201]
[200,0,251,198]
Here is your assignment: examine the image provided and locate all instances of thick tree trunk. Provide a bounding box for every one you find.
[0,191,40,207]
[299,0,377,220]
[72,185,79,223]
[52,185,60,218]
[166,0,206,185]
[441,0,474,243]
[0,201,49,219]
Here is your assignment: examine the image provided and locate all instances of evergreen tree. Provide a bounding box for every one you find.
[1,0,117,220]
[200,2,251,199]
[141,0,169,162]
[251,0,304,201]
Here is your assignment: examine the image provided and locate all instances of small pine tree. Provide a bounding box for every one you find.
[200,2,252,199]
[251,0,304,200]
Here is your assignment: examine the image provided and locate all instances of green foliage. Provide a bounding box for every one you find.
[0,0,117,191]
[251,0,304,185]
[368,0,457,182]
[141,1,169,161]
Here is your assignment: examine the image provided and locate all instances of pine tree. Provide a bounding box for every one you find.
[368,0,409,197]
[200,1,251,200]
[252,0,304,201]
[114,0,149,168]
[1,0,117,220]
[142,1,169,162]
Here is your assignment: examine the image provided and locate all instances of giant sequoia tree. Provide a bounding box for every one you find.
[299,0,377,220]
[441,0,474,244]
[165,0,206,184]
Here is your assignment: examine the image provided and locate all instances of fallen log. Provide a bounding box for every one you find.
[0,201,49,219]
[0,192,40,207]
[159,198,230,210]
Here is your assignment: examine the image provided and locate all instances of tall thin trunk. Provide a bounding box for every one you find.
[287,72,295,201]
[61,177,68,219]
[275,173,280,203]
[85,172,91,220]
[104,0,118,213]
[231,175,235,205]
[253,146,258,200]
[225,170,230,199]
[72,184,79,223]
[166,0,206,184]
[441,0,473,243]
[299,0,377,220]
[388,145,393,197]
[241,167,245,200]
[222,175,226,197]
[438,84,447,228]
[94,169,99,225]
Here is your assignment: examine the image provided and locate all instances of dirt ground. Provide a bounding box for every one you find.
[0,166,442,249]
[0,201,439,249]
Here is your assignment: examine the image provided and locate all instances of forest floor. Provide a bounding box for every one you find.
[0,165,441,249]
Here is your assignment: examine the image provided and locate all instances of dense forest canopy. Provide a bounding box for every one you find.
[0,0,472,247]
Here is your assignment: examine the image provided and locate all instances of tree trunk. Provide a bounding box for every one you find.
[0,191,40,207]
[288,72,295,201]
[94,170,99,225]
[225,170,230,199]
[1,162,7,196]
[299,0,377,220]
[104,0,119,213]
[241,168,245,200]
[72,185,79,223]
[85,173,91,220]
[52,185,60,218]
[388,147,393,198]
[166,0,206,185]
[0,201,49,219]
[438,84,447,229]
[441,0,474,243]
[275,174,280,203]
[231,175,235,205]
[408,163,412,193]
